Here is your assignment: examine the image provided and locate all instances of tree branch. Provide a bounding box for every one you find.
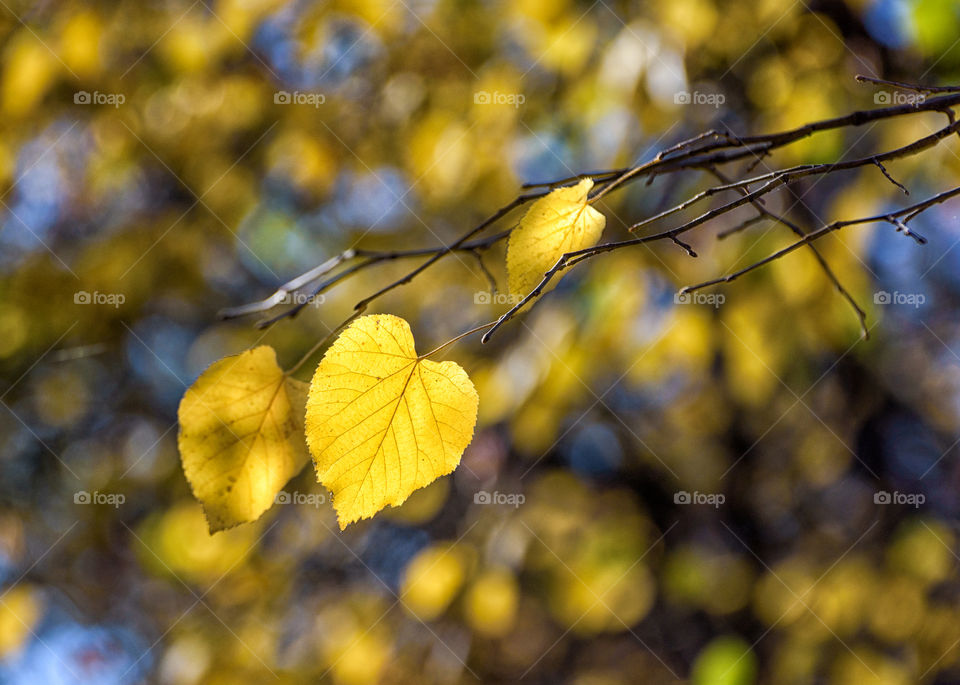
[681,186,960,293]
[222,77,960,349]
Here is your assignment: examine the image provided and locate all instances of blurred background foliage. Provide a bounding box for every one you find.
[1,0,960,683]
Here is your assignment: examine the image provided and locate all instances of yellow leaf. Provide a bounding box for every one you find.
[507,178,606,297]
[306,315,478,529]
[178,346,309,533]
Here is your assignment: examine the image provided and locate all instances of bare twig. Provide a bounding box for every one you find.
[350,198,533,312]
[527,91,960,201]
[222,78,960,350]
[856,74,960,94]
[669,235,698,257]
[471,250,499,293]
[681,186,960,293]
[630,120,959,231]
[574,92,960,199]
[887,216,927,244]
[873,159,909,194]
[588,129,741,203]
[223,228,513,326]
[480,184,960,344]
[219,249,358,319]
[706,167,869,339]
[521,170,623,189]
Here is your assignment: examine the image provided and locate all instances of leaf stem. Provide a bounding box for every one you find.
[419,322,495,360]
[287,312,362,376]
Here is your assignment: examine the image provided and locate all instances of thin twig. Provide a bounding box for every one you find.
[222,78,960,349]
[350,199,534,312]
[887,216,927,244]
[481,185,960,343]
[224,229,513,326]
[229,91,960,328]
[521,170,624,189]
[707,167,869,339]
[873,159,909,194]
[631,120,959,232]
[856,74,960,94]
[669,235,697,257]
[532,91,960,199]
[681,186,960,293]
[219,249,357,319]
[589,130,739,204]
[471,250,499,293]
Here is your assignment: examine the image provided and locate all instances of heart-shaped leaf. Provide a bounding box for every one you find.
[178,346,309,533]
[305,315,479,529]
[507,178,606,297]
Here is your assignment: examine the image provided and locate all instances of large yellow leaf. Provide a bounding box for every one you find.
[507,178,606,297]
[306,315,479,529]
[178,346,310,533]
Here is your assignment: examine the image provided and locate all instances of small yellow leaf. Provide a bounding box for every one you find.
[306,315,479,529]
[178,346,310,533]
[507,178,606,297]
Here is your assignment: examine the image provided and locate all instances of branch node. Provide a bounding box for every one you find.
[887,215,927,244]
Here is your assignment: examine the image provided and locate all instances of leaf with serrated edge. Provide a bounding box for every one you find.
[178,346,309,533]
[507,178,606,298]
[306,315,479,529]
